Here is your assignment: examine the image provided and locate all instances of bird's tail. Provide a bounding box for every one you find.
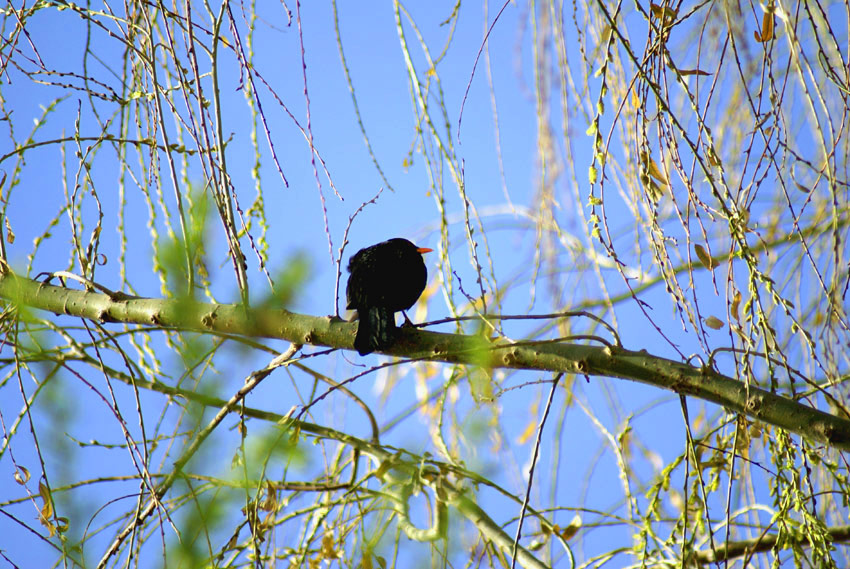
[354,306,396,355]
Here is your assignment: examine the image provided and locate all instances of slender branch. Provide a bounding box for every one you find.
[95,348,290,568]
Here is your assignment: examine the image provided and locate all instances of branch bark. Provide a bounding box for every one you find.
[3,271,849,451]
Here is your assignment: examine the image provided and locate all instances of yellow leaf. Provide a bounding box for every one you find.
[14,465,30,484]
[704,316,724,330]
[38,481,51,507]
[707,146,721,167]
[514,398,541,445]
[650,3,677,21]
[559,514,583,540]
[39,481,54,530]
[516,421,536,445]
[649,160,668,185]
[679,69,710,76]
[694,244,716,270]
[755,12,774,42]
[4,217,14,244]
[260,482,277,512]
[731,289,742,323]
[321,533,340,559]
[642,151,670,187]
[43,519,57,538]
[735,417,751,458]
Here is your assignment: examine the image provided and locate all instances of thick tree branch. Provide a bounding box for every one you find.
[3,272,849,452]
[695,524,850,564]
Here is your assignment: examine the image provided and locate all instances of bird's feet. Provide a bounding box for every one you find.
[401,311,415,328]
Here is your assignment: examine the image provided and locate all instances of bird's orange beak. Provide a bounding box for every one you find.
[416,247,433,254]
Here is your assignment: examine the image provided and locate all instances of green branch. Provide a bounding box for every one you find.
[3,271,849,452]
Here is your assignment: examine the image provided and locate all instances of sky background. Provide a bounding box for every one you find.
[1,0,830,566]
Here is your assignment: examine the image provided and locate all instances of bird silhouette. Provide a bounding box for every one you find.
[346,238,432,355]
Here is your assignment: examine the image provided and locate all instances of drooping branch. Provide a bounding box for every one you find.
[3,271,849,452]
[81,353,550,569]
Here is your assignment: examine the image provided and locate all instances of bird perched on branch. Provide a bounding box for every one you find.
[346,238,432,355]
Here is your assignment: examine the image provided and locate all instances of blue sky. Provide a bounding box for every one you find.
[1,0,822,566]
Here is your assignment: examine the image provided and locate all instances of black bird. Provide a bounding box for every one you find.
[346,238,432,355]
